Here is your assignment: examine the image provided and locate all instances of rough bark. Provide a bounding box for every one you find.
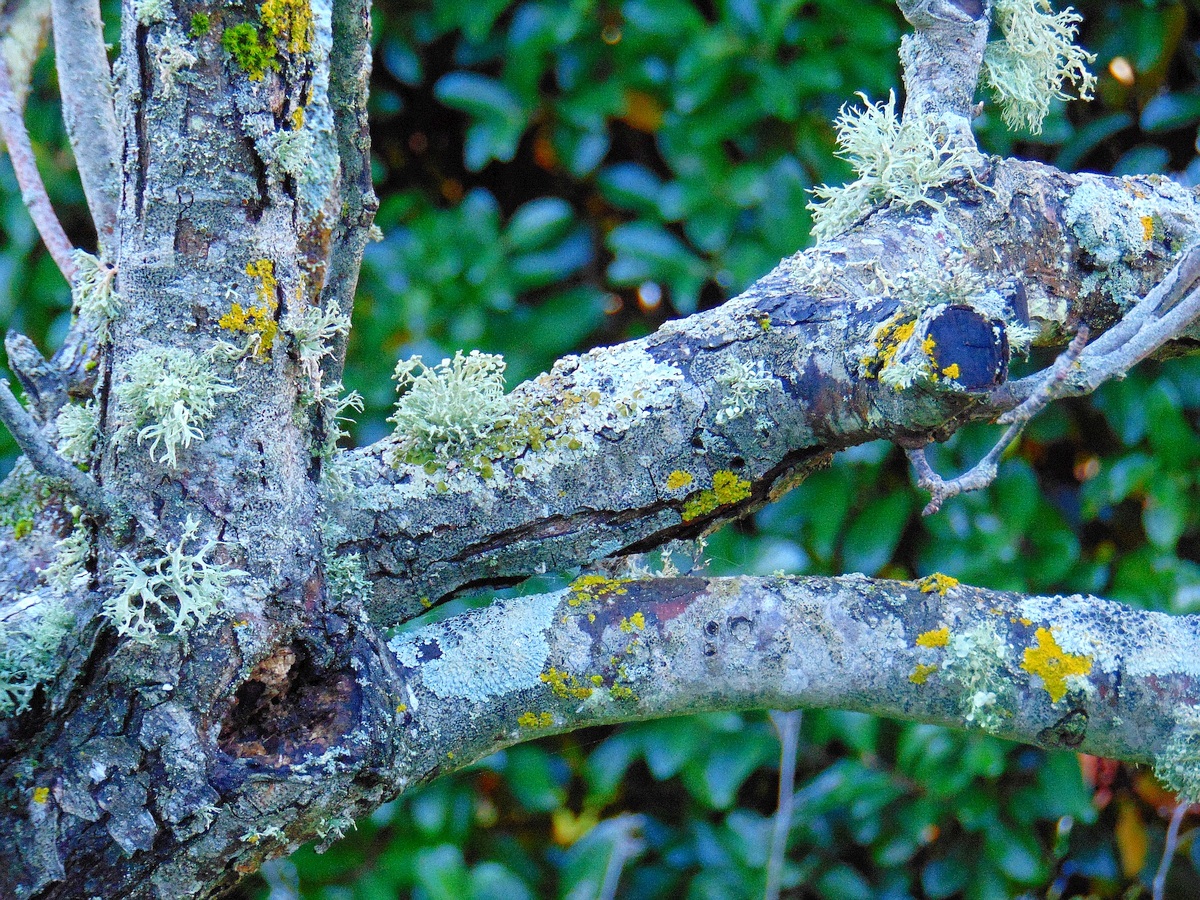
[0,0,1198,897]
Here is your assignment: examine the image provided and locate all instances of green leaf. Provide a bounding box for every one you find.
[840,490,913,575]
[504,197,576,252]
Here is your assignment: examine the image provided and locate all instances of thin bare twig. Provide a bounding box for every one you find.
[908,326,1089,515]
[765,710,802,900]
[50,0,121,250]
[0,54,75,282]
[1153,801,1191,900]
[0,378,109,520]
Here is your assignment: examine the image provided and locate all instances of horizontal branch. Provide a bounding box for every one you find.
[389,575,1200,790]
[331,158,1200,624]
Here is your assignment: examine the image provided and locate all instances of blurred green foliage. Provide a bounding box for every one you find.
[6,0,1200,897]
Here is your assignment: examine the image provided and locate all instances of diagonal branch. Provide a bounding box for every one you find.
[0,52,75,281]
[49,0,121,251]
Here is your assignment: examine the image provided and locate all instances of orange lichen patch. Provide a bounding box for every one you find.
[916,627,950,648]
[1022,627,1092,703]
[568,574,630,607]
[665,470,693,491]
[32,787,49,804]
[942,363,961,379]
[917,573,959,596]
[540,666,593,700]
[909,663,938,684]
[682,470,752,521]
[517,711,554,728]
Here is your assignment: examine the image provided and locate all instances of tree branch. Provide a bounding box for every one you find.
[389,574,1200,786]
[332,160,1200,624]
[49,0,121,251]
[0,52,74,282]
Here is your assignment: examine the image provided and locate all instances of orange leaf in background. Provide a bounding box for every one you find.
[622,89,664,133]
[533,126,558,170]
[1115,799,1149,877]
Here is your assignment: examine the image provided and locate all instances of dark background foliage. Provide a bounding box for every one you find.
[7,0,1200,896]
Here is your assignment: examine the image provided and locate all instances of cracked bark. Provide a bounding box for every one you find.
[0,0,1199,898]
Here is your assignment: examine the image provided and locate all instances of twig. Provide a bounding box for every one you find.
[908,326,1089,515]
[1153,801,1191,900]
[0,54,76,282]
[765,710,802,900]
[0,378,109,520]
[597,814,646,900]
[50,0,121,250]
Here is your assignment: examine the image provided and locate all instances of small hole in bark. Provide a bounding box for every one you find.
[218,642,358,765]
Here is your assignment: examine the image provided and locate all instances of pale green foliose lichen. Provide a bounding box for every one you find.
[385,350,513,469]
[104,515,245,644]
[938,622,1011,733]
[153,30,198,100]
[55,400,98,465]
[42,526,89,595]
[134,0,169,26]
[808,91,978,242]
[1063,181,1156,269]
[115,347,237,467]
[289,299,351,387]
[0,596,73,716]
[981,0,1096,134]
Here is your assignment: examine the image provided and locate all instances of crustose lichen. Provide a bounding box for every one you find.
[385,350,513,469]
[115,347,237,467]
[104,515,245,644]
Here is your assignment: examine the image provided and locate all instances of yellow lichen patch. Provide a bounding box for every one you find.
[567,574,629,607]
[1022,627,1092,703]
[917,573,959,596]
[610,684,636,701]
[540,666,594,700]
[589,674,604,685]
[666,470,693,491]
[620,611,646,633]
[587,612,596,623]
[518,711,554,728]
[1141,215,1155,244]
[861,314,917,378]
[916,627,950,648]
[909,663,938,684]
[221,258,279,360]
[419,597,433,609]
[682,470,752,521]
[32,787,49,804]
[396,703,408,713]
[942,363,960,379]
[261,0,313,54]
[291,107,305,130]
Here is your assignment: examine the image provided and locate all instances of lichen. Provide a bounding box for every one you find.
[289,299,350,386]
[518,711,554,728]
[567,574,629,607]
[104,516,245,644]
[261,0,312,55]
[619,612,645,633]
[713,359,773,425]
[1063,181,1157,270]
[0,596,73,716]
[916,626,950,648]
[980,0,1096,134]
[909,662,938,684]
[324,550,371,604]
[808,91,978,242]
[154,30,197,100]
[918,573,959,596]
[114,346,237,467]
[1021,626,1092,703]
[220,259,279,360]
[665,470,693,491]
[42,526,89,595]
[70,250,120,339]
[681,470,752,522]
[55,400,98,465]
[385,350,514,471]
[221,22,278,81]
[1154,704,1200,802]
[541,666,594,700]
[135,0,169,26]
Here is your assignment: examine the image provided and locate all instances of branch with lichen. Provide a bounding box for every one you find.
[388,573,1200,799]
